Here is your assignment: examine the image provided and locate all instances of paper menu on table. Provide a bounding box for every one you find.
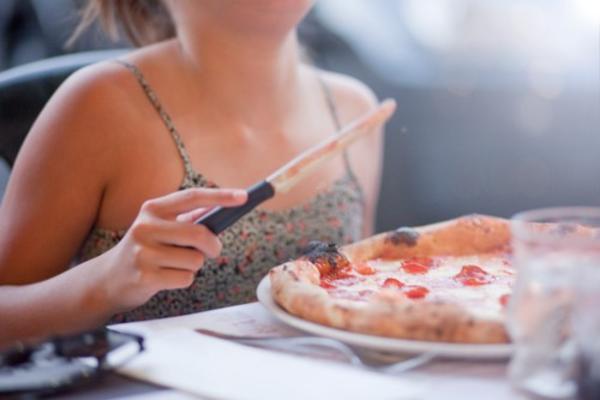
[116,327,423,400]
[112,302,301,338]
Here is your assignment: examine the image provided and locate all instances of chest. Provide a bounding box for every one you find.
[101,109,348,230]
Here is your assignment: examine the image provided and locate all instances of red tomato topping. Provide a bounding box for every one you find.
[319,265,355,289]
[314,260,333,276]
[499,294,511,307]
[402,261,429,275]
[404,285,429,299]
[319,280,335,289]
[382,278,405,288]
[406,257,435,267]
[454,265,492,286]
[314,255,351,277]
[332,269,354,280]
[355,263,376,275]
[460,265,488,276]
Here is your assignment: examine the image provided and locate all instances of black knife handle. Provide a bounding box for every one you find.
[196,180,275,234]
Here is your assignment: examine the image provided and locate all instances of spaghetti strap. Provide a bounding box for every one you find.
[316,73,366,207]
[114,60,197,181]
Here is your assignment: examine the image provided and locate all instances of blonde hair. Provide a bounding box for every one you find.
[69,0,175,47]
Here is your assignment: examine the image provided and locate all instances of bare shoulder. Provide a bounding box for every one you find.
[39,59,142,136]
[308,67,386,236]
[37,41,181,154]
[21,58,150,176]
[310,68,382,151]
[312,67,379,123]
[0,60,149,282]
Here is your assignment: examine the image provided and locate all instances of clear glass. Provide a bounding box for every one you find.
[508,207,600,399]
[573,246,600,400]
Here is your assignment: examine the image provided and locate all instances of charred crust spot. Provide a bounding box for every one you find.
[290,271,299,281]
[300,241,350,275]
[386,227,419,247]
[467,318,475,327]
[283,264,289,271]
[302,241,340,262]
[302,241,330,253]
[435,327,443,338]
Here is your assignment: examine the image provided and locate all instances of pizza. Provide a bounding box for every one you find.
[269,215,514,344]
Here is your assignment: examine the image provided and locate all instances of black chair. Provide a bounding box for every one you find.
[0,49,127,168]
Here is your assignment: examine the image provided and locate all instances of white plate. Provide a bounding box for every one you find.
[257,276,512,360]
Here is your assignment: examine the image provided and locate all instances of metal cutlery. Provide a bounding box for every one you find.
[195,328,434,374]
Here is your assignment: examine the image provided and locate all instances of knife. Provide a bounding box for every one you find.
[196,98,396,234]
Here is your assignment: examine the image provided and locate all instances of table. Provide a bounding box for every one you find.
[62,302,527,399]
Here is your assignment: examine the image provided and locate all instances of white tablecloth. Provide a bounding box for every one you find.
[113,302,527,400]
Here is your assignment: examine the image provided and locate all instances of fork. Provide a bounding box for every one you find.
[195,329,434,374]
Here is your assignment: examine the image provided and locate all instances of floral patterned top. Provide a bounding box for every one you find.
[76,61,365,323]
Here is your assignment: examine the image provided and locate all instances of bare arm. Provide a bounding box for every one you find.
[0,187,246,347]
[0,257,114,345]
[0,65,246,348]
[0,66,119,345]
[0,70,111,284]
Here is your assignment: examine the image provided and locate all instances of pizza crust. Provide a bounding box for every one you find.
[342,214,511,262]
[269,215,511,344]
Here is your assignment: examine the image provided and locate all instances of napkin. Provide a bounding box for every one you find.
[116,327,423,400]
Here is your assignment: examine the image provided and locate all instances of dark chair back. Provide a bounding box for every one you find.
[0,50,127,167]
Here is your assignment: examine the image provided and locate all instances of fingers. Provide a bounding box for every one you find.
[129,243,204,294]
[142,188,247,218]
[132,220,222,258]
[123,188,241,300]
[155,267,196,290]
[176,207,210,223]
[140,244,205,272]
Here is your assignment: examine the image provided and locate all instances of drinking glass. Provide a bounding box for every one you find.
[508,207,600,399]
[572,242,600,400]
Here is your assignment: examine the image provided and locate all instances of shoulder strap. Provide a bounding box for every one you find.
[316,73,366,205]
[114,60,197,179]
[318,74,342,131]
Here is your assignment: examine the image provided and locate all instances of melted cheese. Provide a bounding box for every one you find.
[326,255,514,321]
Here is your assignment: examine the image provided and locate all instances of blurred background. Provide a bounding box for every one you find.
[0,0,598,231]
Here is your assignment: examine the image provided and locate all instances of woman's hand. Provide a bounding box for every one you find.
[99,188,247,313]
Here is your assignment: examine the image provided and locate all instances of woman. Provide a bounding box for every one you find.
[0,0,384,346]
